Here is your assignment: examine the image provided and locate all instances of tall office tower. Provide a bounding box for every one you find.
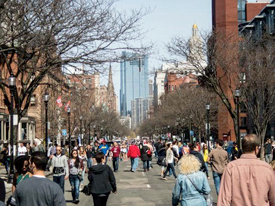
[120,52,149,116]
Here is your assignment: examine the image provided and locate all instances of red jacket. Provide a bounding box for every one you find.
[127,145,140,158]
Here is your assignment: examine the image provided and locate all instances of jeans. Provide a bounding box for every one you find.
[213,171,222,195]
[265,154,272,163]
[69,174,80,200]
[131,157,139,171]
[163,163,177,178]
[87,158,93,169]
[143,160,149,170]
[112,157,119,171]
[92,193,109,206]
[205,162,209,177]
[4,160,9,174]
[53,175,65,193]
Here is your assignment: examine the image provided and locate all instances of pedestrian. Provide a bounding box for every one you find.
[231,142,241,161]
[48,145,69,193]
[68,149,84,204]
[12,156,32,193]
[12,151,66,206]
[121,141,128,160]
[207,139,228,195]
[264,138,272,163]
[86,145,93,169]
[78,146,87,191]
[88,152,117,206]
[92,141,100,164]
[162,143,178,180]
[157,143,166,177]
[0,178,5,206]
[140,143,151,172]
[127,141,141,172]
[189,142,206,172]
[182,143,190,154]
[110,142,121,172]
[218,134,275,205]
[172,154,211,206]
[172,141,179,159]
[154,139,162,158]
[178,141,183,159]
[17,143,27,156]
[98,140,109,162]
[202,144,210,180]
[146,141,154,168]
[0,146,9,174]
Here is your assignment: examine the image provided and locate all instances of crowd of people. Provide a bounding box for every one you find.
[0,134,274,205]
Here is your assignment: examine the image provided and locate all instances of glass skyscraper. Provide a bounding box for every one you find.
[120,51,149,116]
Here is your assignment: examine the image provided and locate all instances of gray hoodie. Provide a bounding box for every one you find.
[48,154,69,177]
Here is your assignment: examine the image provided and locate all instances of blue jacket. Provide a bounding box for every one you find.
[172,171,211,206]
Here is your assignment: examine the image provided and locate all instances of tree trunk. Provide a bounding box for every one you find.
[198,130,202,145]
[258,128,267,161]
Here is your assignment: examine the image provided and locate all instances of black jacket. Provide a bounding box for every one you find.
[140,145,150,161]
[190,150,206,172]
[88,164,116,194]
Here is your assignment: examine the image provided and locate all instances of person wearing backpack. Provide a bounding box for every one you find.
[141,144,151,172]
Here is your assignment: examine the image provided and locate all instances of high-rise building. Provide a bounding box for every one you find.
[120,52,149,116]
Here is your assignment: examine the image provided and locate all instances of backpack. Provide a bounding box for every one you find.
[157,156,167,166]
[147,149,152,156]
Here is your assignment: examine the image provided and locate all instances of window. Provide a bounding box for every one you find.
[30,95,36,106]
[172,85,174,91]
[240,117,247,129]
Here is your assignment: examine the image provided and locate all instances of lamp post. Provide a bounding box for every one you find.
[235,89,241,149]
[8,73,16,183]
[67,107,71,155]
[167,125,170,140]
[93,125,96,141]
[206,103,210,150]
[44,91,49,153]
[79,116,82,146]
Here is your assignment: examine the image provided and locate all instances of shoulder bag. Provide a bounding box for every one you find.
[186,175,213,206]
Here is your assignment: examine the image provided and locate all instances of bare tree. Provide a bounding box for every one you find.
[0,0,151,121]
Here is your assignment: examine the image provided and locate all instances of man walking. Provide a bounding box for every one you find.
[264,138,272,163]
[208,139,228,195]
[127,141,140,172]
[110,142,121,172]
[12,152,66,206]
[17,143,27,156]
[48,146,69,193]
[86,145,93,169]
[189,142,206,171]
[218,134,275,205]
[99,140,109,162]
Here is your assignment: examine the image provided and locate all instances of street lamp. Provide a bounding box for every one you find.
[235,89,241,149]
[44,91,49,152]
[67,107,71,155]
[93,125,96,140]
[8,73,16,183]
[206,103,210,150]
[79,116,83,146]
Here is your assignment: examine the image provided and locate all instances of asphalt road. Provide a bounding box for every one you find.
[61,158,218,206]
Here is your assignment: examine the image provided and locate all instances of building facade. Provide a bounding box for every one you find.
[120,52,149,116]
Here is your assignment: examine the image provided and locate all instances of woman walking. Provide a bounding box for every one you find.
[162,143,177,180]
[140,144,151,172]
[68,149,84,204]
[202,144,211,180]
[172,154,211,206]
[12,156,32,193]
[88,152,117,206]
[78,146,87,191]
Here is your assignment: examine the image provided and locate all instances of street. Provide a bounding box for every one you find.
[61,158,218,206]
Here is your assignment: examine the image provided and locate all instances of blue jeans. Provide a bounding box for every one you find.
[69,175,80,200]
[205,162,209,177]
[131,157,139,171]
[4,160,9,174]
[87,158,93,169]
[53,175,65,193]
[213,171,222,195]
[163,163,177,178]
[112,157,119,171]
[143,160,149,170]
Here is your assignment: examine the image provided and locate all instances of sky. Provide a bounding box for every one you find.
[99,0,259,109]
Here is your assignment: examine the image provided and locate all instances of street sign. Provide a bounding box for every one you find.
[62,129,67,136]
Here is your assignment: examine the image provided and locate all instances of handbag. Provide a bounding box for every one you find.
[186,175,213,206]
[78,171,83,181]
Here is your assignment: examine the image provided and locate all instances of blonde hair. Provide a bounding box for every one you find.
[270,160,275,170]
[178,154,201,175]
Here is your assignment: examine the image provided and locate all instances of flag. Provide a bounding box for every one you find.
[56,96,63,108]
[64,101,71,111]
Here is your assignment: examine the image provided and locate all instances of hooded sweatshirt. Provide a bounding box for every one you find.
[88,164,116,195]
